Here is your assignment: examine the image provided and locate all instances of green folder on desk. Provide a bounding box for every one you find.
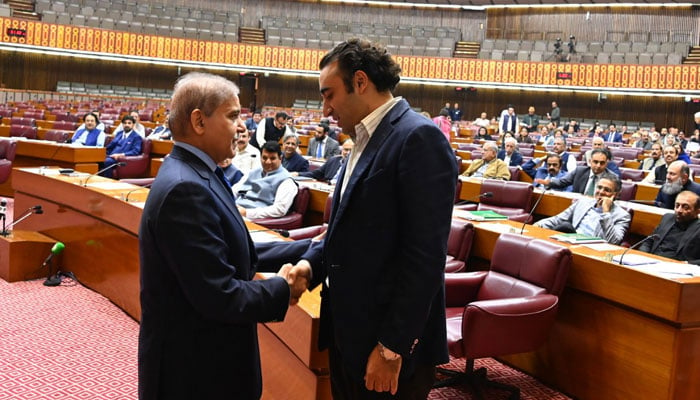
[458,210,509,221]
[550,233,606,244]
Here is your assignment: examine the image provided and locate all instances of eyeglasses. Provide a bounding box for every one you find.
[596,185,614,193]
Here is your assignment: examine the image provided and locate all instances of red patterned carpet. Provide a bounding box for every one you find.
[0,278,570,400]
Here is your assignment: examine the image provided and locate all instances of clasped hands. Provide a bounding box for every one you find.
[277,260,311,305]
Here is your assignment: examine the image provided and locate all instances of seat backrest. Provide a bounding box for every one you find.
[291,185,310,216]
[0,140,8,159]
[688,164,700,177]
[520,147,534,157]
[446,218,475,262]
[508,166,520,181]
[44,130,70,143]
[10,117,36,127]
[480,179,532,210]
[52,120,77,131]
[618,181,637,201]
[9,125,37,139]
[322,193,333,223]
[479,233,572,300]
[0,140,17,161]
[619,167,644,182]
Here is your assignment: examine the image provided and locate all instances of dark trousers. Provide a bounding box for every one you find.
[328,345,435,400]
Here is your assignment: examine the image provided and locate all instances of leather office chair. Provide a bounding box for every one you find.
[445,219,475,273]
[618,181,638,201]
[10,117,36,127]
[436,233,572,399]
[9,125,37,139]
[519,147,534,157]
[0,140,17,184]
[288,193,333,240]
[508,166,520,181]
[253,185,310,230]
[456,179,534,223]
[113,139,152,179]
[619,167,644,182]
[43,130,70,143]
[51,120,77,131]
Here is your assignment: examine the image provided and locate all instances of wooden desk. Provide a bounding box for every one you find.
[10,168,330,399]
[463,219,700,400]
[150,139,173,157]
[458,177,670,236]
[0,230,57,282]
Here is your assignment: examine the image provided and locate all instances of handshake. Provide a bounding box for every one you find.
[277,260,312,306]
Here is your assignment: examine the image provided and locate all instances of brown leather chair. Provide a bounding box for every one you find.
[0,140,17,184]
[457,179,534,223]
[445,219,475,273]
[435,233,572,398]
[253,185,311,230]
[618,180,637,201]
[113,139,152,179]
[51,120,77,131]
[9,125,37,139]
[43,130,70,143]
[508,166,520,181]
[619,167,644,182]
[288,193,333,240]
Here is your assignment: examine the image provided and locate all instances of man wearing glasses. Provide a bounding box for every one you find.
[535,172,631,245]
[253,111,294,149]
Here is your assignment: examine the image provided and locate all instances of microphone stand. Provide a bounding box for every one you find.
[124,184,152,202]
[1,206,42,236]
[618,234,658,265]
[455,191,493,206]
[83,162,127,186]
[520,187,547,234]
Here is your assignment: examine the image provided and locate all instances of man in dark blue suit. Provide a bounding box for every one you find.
[288,39,457,398]
[497,137,523,166]
[138,72,307,400]
[100,115,143,178]
[296,138,354,184]
[605,123,623,143]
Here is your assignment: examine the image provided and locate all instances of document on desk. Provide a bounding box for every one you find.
[85,181,137,190]
[632,262,700,279]
[249,230,287,243]
[612,253,661,266]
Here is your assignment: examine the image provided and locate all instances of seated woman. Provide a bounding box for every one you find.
[474,126,492,141]
[71,112,105,147]
[280,133,309,173]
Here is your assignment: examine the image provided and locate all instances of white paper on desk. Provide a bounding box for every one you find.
[249,230,287,242]
[581,243,620,252]
[632,262,700,278]
[612,253,661,266]
[477,222,519,233]
[85,181,137,190]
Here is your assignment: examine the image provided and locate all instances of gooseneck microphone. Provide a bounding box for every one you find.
[0,199,6,236]
[618,234,659,265]
[1,205,42,236]
[249,228,291,238]
[43,242,66,287]
[521,187,548,234]
[455,191,493,206]
[83,162,127,186]
[124,184,152,202]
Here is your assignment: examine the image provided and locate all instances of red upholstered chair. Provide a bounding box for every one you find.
[0,159,11,184]
[688,164,700,178]
[445,219,475,273]
[288,193,333,240]
[0,140,17,184]
[113,139,152,179]
[618,181,637,202]
[253,185,311,230]
[435,233,572,397]
[519,147,534,157]
[508,166,520,181]
[456,179,534,223]
[43,130,70,143]
[51,120,77,131]
[10,117,36,127]
[619,167,644,182]
[9,125,37,139]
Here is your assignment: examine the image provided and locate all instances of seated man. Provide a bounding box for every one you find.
[642,145,678,185]
[231,129,261,177]
[640,190,700,264]
[296,139,354,184]
[307,123,340,159]
[217,157,243,187]
[536,148,615,195]
[551,136,577,173]
[535,173,630,245]
[236,141,298,219]
[112,110,146,138]
[253,111,294,149]
[639,143,664,171]
[497,137,523,166]
[146,115,171,140]
[100,115,143,178]
[462,142,510,180]
[281,133,309,173]
[654,161,700,209]
[71,112,105,147]
[522,153,572,191]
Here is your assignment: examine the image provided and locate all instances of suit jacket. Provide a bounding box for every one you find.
[463,158,511,180]
[497,150,523,166]
[299,154,343,182]
[549,165,616,194]
[639,213,700,265]
[605,131,623,143]
[301,99,456,383]
[654,180,700,209]
[307,136,340,159]
[106,131,142,157]
[138,145,290,400]
[536,197,631,244]
[282,151,309,172]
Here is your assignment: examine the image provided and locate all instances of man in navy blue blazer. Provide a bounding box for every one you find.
[100,115,143,178]
[497,137,523,166]
[287,39,457,398]
[605,123,623,143]
[138,72,307,400]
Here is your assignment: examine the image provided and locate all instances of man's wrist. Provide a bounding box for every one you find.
[378,343,400,361]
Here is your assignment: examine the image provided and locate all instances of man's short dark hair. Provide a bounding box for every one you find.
[84,112,100,124]
[122,115,136,124]
[318,123,330,133]
[261,140,282,156]
[680,163,690,177]
[599,172,621,193]
[319,38,402,93]
[590,148,609,160]
[275,111,289,120]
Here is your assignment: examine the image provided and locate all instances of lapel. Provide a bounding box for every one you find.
[326,99,408,240]
[674,219,700,256]
[652,214,676,252]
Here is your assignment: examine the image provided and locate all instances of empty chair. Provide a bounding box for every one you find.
[43,130,70,143]
[588,42,603,53]
[646,42,660,53]
[10,125,38,139]
[530,51,543,62]
[610,53,624,64]
[519,41,534,51]
[631,42,647,53]
[456,179,534,223]
[503,50,518,60]
[534,40,547,51]
[652,53,668,64]
[506,40,520,51]
[638,53,653,65]
[575,42,588,53]
[659,42,674,53]
[603,42,617,52]
[493,39,507,50]
[444,219,475,273]
[491,49,503,60]
[617,42,631,53]
[517,50,530,61]
[675,42,689,56]
[668,53,683,64]
[481,39,494,51]
[597,53,610,64]
[624,53,638,64]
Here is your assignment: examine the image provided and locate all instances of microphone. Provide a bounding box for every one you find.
[83,162,127,186]
[618,234,659,266]
[124,184,152,202]
[43,242,66,287]
[249,228,291,238]
[455,191,493,205]
[0,199,6,235]
[520,187,547,234]
[1,205,42,236]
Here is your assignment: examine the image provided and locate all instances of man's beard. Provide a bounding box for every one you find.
[661,179,684,195]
